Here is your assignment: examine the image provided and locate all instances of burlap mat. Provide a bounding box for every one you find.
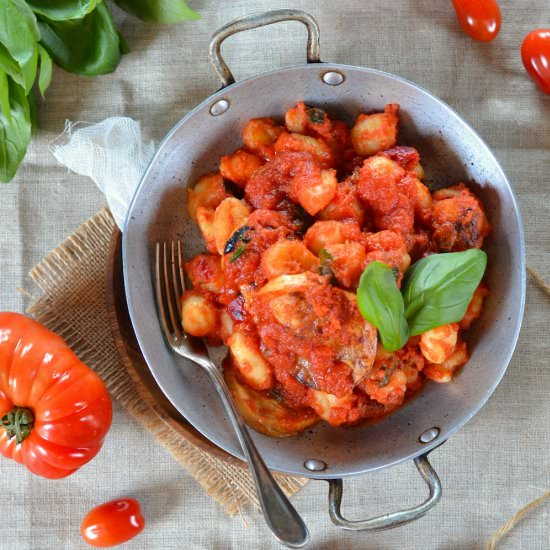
[25,208,307,516]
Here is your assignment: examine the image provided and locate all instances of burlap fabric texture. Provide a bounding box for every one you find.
[25,207,307,516]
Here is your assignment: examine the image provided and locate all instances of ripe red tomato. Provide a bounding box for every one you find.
[521,29,550,94]
[451,0,501,42]
[0,313,112,478]
[81,498,145,547]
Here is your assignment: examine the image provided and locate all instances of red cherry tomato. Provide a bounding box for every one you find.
[522,29,550,94]
[451,0,501,42]
[81,498,145,548]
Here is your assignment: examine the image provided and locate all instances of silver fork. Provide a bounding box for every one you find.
[154,241,310,549]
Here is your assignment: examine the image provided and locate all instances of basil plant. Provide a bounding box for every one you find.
[0,0,199,183]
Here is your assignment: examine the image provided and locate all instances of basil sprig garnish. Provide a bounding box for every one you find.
[403,249,487,335]
[357,250,487,351]
[357,262,408,352]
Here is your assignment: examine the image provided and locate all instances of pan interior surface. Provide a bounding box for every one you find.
[123,63,525,479]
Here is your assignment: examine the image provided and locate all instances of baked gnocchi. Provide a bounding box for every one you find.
[182,102,490,436]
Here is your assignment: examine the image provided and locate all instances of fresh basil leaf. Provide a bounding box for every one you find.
[403,249,487,336]
[26,0,100,21]
[0,70,11,123]
[27,88,37,129]
[37,2,121,76]
[0,43,25,89]
[0,0,40,67]
[0,41,37,95]
[37,45,52,97]
[229,245,246,263]
[357,261,408,352]
[20,44,38,94]
[113,0,200,23]
[0,78,32,182]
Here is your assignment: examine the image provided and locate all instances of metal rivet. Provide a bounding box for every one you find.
[419,427,440,444]
[322,71,345,86]
[210,98,230,116]
[304,459,327,472]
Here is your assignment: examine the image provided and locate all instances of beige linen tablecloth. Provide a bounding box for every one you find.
[1,1,549,548]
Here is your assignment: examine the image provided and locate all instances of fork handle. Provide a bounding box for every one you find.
[206,366,310,548]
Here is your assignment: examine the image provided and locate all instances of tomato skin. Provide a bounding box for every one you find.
[0,313,112,479]
[81,499,145,548]
[521,30,550,94]
[451,0,501,42]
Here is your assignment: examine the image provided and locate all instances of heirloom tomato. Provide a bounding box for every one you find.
[0,313,112,479]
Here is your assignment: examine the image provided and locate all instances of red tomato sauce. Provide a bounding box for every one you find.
[183,103,490,435]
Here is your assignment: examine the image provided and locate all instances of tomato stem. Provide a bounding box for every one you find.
[1,407,34,444]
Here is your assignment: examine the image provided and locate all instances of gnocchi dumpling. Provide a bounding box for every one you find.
[317,180,366,225]
[260,239,319,280]
[292,168,337,216]
[220,149,264,187]
[303,220,362,255]
[180,291,218,337]
[227,331,274,390]
[419,323,459,364]
[224,359,318,437]
[195,207,218,254]
[242,117,284,158]
[185,254,224,293]
[308,389,368,426]
[351,103,399,156]
[424,339,469,383]
[321,241,366,289]
[379,146,425,179]
[212,197,251,255]
[187,173,228,221]
[274,132,334,168]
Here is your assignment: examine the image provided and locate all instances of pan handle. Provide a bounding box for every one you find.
[209,9,321,88]
[327,453,442,531]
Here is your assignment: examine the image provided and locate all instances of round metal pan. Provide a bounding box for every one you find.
[122,10,525,530]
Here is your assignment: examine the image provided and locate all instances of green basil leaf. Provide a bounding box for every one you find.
[0,42,37,95]
[27,88,37,129]
[0,0,40,67]
[37,2,121,76]
[403,249,487,336]
[113,0,200,23]
[357,261,408,352]
[0,70,11,123]
[20,44,38,94]
[37,44,52,97]
[229,245,246,263]
[26,0,100,21]
[0,78,32,182]
[0,43,25,89]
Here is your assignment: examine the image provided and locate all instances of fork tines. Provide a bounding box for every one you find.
[154,241,186,342]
